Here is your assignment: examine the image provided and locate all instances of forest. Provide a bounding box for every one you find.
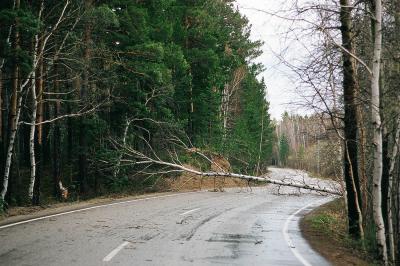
[1,0,400,265]
[0,0,274,208]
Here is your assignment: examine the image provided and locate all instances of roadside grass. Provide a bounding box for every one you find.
[301,198,377,266]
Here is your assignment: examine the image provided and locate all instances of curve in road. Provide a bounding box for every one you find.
[0,169,335,266]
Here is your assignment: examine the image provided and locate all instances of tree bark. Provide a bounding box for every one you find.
[370,0,387,263]
[78,0,93,195]
[339,0,364,239]
[387,114,400,264]
[28,59,38,201]
[32,42,44,205]
[53,68,62,199]
[0,71,3,169]
[28,4,43,201]
[393,1,400,263]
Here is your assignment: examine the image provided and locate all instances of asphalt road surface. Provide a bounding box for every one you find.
[0,168,336,266]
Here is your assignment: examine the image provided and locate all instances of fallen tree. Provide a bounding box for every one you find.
[110,133,342,196]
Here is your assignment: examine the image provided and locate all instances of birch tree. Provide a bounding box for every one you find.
[370,0,387,263]
[28,1,44,200]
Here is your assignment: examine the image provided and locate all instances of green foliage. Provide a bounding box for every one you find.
[225,74,274,174]
[107,176,130,193]
[0,0,275,205]
[89,5,119,28]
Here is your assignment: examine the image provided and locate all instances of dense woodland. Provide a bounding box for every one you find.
[1,0,400,265]
[0,0,274,206]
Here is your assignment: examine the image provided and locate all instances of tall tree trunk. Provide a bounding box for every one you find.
[358,108,368,222]
[53,68,62,199]
[32,43,44,205]
[28,61,38,201]
[78,0,93,195]
[184,15,194,139]
[28,6,43,201]
[0,71,3,169]
[381,117,393,263]
[370,0,387,263]
[339,0,364,239]
[393,1,400,263]
[387,114,400,264]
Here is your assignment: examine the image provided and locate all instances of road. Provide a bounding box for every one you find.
[0,168,336,266]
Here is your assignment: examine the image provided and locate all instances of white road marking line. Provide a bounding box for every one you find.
[282,199,327,266]
[179,208,201,216]
[103,241,130,262]
[0,191,202,230]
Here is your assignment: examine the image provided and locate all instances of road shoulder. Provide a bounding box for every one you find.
[0,191,194,227]
[300,198,375,266]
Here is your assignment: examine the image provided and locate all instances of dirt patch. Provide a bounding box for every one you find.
[300,199,375,266]
[166,172,248,192]
[163,163,253,192]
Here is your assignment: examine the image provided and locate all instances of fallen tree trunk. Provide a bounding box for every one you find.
[122,147,342,196]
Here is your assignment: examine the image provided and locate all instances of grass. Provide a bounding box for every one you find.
[301,198,378,266]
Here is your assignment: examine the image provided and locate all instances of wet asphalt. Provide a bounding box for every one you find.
[0,168,335,266]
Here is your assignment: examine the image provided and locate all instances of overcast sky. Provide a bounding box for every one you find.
[236,0,308,120]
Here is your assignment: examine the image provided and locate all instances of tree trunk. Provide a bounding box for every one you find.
[28,14,43,201]
[370,0,387,263]
[339,0,364,239]
[53,68,62,199]
[184,15,194,139]
[393,1,400,263]
[28,63,38,201]
[381,127,391,258]
[78,0,93,195]
[0,71,3,171]
[358,107,368,222]
[32,44,44,205]
[387,114,400,264]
